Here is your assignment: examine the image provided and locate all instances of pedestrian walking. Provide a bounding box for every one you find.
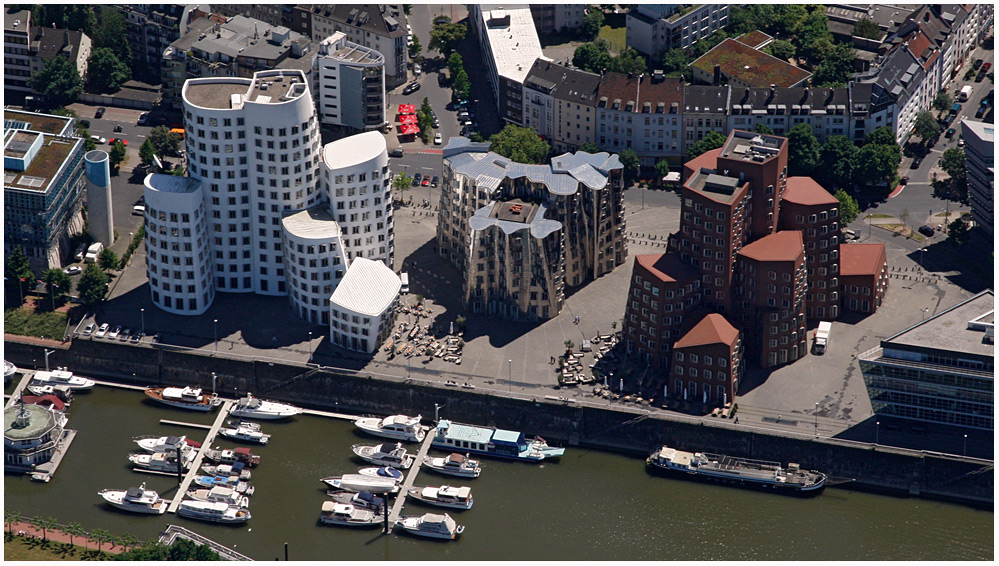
[777,414,782,423]
[735,416,739,424]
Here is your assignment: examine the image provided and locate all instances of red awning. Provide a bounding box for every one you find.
[399,114,418,124]
[398,104,416,115]
[399,124,420,135]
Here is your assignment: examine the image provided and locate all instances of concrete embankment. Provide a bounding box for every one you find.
[5,337,992,508]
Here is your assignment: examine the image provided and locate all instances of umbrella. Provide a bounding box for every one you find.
[398,104,415,115]
[399,114,418,124]
[400,124,420,135]
[449,321,453,335]
[619,378,624,393]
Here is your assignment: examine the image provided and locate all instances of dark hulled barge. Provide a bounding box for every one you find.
[647,445,826,495]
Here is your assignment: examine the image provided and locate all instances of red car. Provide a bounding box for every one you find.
[421,177,430,186]
[109,138,128,146]
[983,62,992,73]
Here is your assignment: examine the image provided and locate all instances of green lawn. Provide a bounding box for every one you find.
[4,307,68,339]
[2,534,109,561]
[599,25,627,54]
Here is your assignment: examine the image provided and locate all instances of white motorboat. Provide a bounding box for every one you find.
[357,466,405,483]
[328,490,386,512]
[129,450,195,472]
[203,447,260,467]
[355,414,426,442]
[25,384,74,402]
[395,513,464,540]
[30,368,95,391]
[98,483,167,514]
[200,462,251,480]
[133,434,200,453]
[219,421,270,444]
[5,360,17,382]
[319,502,382,527]
[185,486,249,508]
[406,485,474,510]
[352,442,414,469]
[423,453,482,478]
[193,475,254,495]
[177,500,251,524]
[320,474,400,494]
[230,393,301,419]
[145,386,220,411]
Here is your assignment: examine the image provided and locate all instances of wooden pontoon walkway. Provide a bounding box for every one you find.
[387,428,437,525]
[167,400,234,513]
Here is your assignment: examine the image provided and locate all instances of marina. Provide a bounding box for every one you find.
[3,384,992,560]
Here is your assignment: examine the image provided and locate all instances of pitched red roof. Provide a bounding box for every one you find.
[674,313,740,348]
[840,243,886,276]
[738,231,804,262]
[782,177,838,206]
[636,253,697,284]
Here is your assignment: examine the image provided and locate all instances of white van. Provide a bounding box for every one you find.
[959,85,973,102]
[400,272,409,294]
[84,242,104,263]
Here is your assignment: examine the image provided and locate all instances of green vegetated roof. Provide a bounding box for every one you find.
[692,38,811,88]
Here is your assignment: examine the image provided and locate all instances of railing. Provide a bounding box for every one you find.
[860,347,994,379]
[158,524,252,561]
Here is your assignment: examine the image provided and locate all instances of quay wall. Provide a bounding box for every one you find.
[5,338,992,507]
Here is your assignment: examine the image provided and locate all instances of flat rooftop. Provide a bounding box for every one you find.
[145,173,201,194]
[330,41,383,65]
[246,72,309,105]
[720,130,786,165]
[479,5,544,83]
[691,38,811,88]
[685,170,745,205]
[4,132,78,193]
[4,110,73,136]
[490,199,539,224]
[183,80,252,110]
[281,206,342,239]
[884,290,995,359]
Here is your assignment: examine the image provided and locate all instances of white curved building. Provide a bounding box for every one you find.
[281,206,349,325]
[319,131,394,265]
[329,257,400,353]
[143,173,213,315]
[182,69,322,296]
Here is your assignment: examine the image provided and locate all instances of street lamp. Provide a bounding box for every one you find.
[308,331,313,362]
[875,421,880,445]
[44,349,55,371]
[211,371,217,396]
[434,403,445,423]
[963,434,968,457]
[814,402,819,437]
[508,359,512,393]
[140,308,145,335]
[213,319,218,352]
[919,247,926,271]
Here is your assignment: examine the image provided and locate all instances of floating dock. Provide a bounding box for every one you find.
[387,428,437,526]
[167,400,234,514]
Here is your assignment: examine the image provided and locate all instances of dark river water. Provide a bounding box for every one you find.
[4,384,993,560]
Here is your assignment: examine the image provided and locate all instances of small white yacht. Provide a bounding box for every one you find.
[200,462,252,480]
[229,393,302,419]
[352,442,414,469]
[357,466,405,483]
[5,360,17,382]
[145,386,220,411]
[177,500,251,524]
[129,450,194,472]
[98,483,167,514]
[320,474,400,494]
[219,421,270,444]
[30,368,95,391]
[423,453,482,478]
[407,485,474,510]
[133,434,199,453]
[355,414,426,442]
[185,485,249,508]
[319,502,382,527]
[395,513,464,540]
[328,490,386,512]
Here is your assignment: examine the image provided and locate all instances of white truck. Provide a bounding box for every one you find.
[959,85,973,102]
[814,321,832,354]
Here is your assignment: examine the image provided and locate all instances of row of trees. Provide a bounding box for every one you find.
[5,245,113,308]
[572,39,648,76]
[446,53,471,103]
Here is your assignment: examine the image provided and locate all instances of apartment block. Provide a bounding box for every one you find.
[626,4,729,56]
[670,313,742,406]
[961,119,994,241]
[4,9,92,99]
[839,243,888,315]
[690,38,812,89]
[315,32,386,132]
[522,59,600,153]
[778,177,842,320]
[529,4,585,35]
[596,72,685,166]
[116,4,188,75]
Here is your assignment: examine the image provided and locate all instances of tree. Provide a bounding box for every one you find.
[947,217,970,246]
[659,48,690,77]
[417,97,434,143]
[488,124,551,164]
[29,56,82,108]
[654,160,671,185]
[109,140,127,170]
[428,21,467,57]
[564,339,575,353]
[90,528,113,553]
[940,148,967,183]
[5,245,34,303]
[853,18,881,40]
[446,52,463,74]
[5,509,22,533]
[93,8,130,64]
[469,132,485,143]
[864,126,896,147]
[817,135,859,188]
[408,34,421,60]
[773,4,809,38]
[115,533,139,553]
[392,173,412,202]
[618,149,640,182]
[42,268,71,304]
[787,123,820,177]
[30,516,57,542]
[139,139,156,168]
[75,125,97,152]
[580,141,601,154]
[451,66,470,102]
[754,123,775,135]
[63,522,85,548]
[767,39,796,62]
[913,111,941,142]
[77,263,109,306]
[932,90,952,113]
[582,9,605,41]
[899,208,911,233]
[403,4,411,15]
[98,248,119,273]
[812,43,855,87]
[609,47,648,75]
[573,41,611,74]
[149,126,181,156]
[86,47,131,93]
[854,143,900,187]
[687,131,726,159]
[834,189,860,224]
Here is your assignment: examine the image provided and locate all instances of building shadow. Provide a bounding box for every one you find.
[832,415,993,460]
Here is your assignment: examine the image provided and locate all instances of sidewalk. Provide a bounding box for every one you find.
[7,521,124,554]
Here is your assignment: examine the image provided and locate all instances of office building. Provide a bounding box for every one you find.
[315,31,386,132]
[529,5,585,35]
[839,243,888,315]
[670,313,742,406]
[299,5,408,89]
[281,206,349,325]
[627,5,729,56]
[329,257,400,353]
[859,290,993,430]
[961,119,994,241]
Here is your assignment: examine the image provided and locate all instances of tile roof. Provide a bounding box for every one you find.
[691,38,811,88]
[839,243,886,276]
[782,177,838,207]
[737,230,804,263]
[729,86,849,114]
[682,85,730,113]
[524,59,601,106]
[682,147,723,178]
[635,253,697,284]
[596,73,684,112]
[674,313,740,348]
[323,4,406,38]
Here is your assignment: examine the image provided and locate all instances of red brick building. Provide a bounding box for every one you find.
[670,313,742,406]
[624,254,699,370]
[840,243,888,314]
[779,177,841,320]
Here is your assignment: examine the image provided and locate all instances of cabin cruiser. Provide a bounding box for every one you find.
[98,483,167,514]
[145,386,220,411]
[320,474,400,494]
[395,513,464,540]
[219,421,270,444]
[185,485,249,508]
[177,500,250,524]
[352,442,414,469]
[422,453,481,478]
[319,502,381,527]
[128,450,194,472]
[31,368,95,391]
[407,485,473,510]
[230,393,301,419]
[355,414,426,442]
[357,466,405,483]
[328,490,386,513]
[133,435,200,453]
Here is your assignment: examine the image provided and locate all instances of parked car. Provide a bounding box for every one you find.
[90,135,106,144]
[413,63,421,76]
[73,244,87,261]
[900,176,909,185]
[973,58,983,70]
[119,328,132,342]
[132,205,146,215]
[910,156,922,169]
[83,323,96,336]
[95,107,106,118]
[958,137,965,147]
[402,81,420,95]
[64,265,82,275]
[421,176,430,186]
[432,176,439,187]
[389,148,404,158]
[109,138,128,146]
[113,123,123,132]
[918,225,935,237]
[137,112,149,125]
[983,62,992,73]
[109,325,122,340]
[434,132,443,145]
[432,118,440,128]
[131,331,143,344]
[412,173,421,186]
[96,323,110,338]
[975,106,986,118]
[945,127,956,138]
